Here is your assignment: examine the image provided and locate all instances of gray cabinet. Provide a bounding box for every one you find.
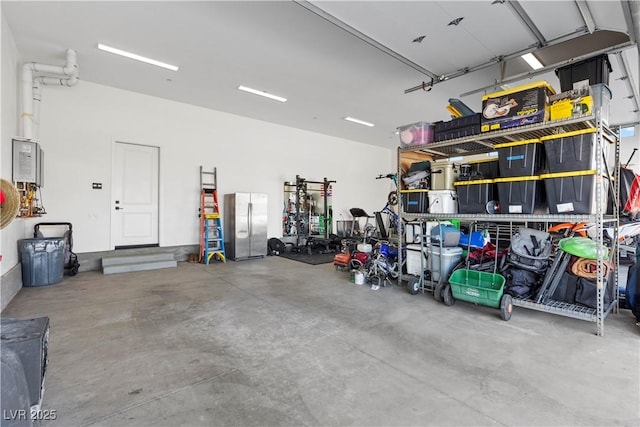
[224,193,268,260]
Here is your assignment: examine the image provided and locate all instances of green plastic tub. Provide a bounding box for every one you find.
[448,269,506,308]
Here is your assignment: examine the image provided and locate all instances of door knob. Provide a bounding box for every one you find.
[115,206,124,210]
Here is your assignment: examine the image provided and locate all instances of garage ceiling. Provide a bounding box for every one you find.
[2,1,639,149]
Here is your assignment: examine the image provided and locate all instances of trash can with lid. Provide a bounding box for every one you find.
[19,238,65,287]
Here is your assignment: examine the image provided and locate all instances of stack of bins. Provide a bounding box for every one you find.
[428,160,459,214]
[454,159,500,214]
[540,128,609,214]
[494,138,547,214]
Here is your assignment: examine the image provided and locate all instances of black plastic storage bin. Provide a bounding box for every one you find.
[541,170,609,214]
[458,160,500,180]
[495,176,547,214]
[556,54,612,92]
[402,190,429,213]
[434,113,482,142]
[19,238,65,287]
[454,179,498,214]
[494,138,546,177]
[541,128,600,173]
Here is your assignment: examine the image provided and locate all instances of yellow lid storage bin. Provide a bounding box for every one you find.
[494,175,547,214]
[453,179,498,214]
[494,138,545,178]
[541,170,609,214]
[540,128,600,173]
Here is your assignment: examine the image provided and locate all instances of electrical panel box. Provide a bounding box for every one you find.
[12,138,44,186]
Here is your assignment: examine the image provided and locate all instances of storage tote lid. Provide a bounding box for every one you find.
[494,138,541,149]
[397,121,431,131]
[481,80,556,100]
[400,189,430,193]
[540,169,596,179]
[540,128,596,141]
[453,179,495,186]
[494,175,542,183]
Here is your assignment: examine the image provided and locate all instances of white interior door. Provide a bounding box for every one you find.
[111,142,159,248]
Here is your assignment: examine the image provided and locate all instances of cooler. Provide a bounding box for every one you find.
[454,179,498,214]
[541,170,609,214]
[429,246,463,282]
[428,190,458,214]
[494,138,545,177]
[430,161,459,190]
[430,224,460,247]
[495,175,547,214]
[406,221,453,244]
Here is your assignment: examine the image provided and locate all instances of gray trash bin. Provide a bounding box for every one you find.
[19,238,65,287]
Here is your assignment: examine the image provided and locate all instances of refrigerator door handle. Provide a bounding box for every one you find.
[248,202,253,237]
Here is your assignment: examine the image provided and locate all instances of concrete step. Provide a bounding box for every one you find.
[102,252,177,275]
[102,259,177,275]
[102,252,175,267]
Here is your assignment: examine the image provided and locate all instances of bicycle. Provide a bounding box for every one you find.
[375,173,403,238]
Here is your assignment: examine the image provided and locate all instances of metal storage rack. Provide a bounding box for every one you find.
[397,109,620,336]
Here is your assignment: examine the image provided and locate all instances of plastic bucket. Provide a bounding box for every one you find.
[354,271,365,285]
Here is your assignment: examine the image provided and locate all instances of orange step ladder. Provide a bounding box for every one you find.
[199,166,226,264]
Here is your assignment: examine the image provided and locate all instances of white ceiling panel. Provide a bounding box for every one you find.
[2,0,638,150]
[586,1,632,33]
[520,1,586,41]
[310,1,537,76]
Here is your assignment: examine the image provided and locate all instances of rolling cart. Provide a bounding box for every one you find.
[440,224,512,321]
[407,221,461,300]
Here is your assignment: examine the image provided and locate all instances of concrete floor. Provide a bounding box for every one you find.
[2,257,640,427]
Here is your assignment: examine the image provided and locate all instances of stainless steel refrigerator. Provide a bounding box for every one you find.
[224,193,268,260]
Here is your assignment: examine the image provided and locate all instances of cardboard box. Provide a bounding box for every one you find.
[481,81,555,132]
[549,86,593,121]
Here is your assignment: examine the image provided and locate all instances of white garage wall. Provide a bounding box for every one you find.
[34,81,396,254]
[1,12,22,273]
[620,127,640,173]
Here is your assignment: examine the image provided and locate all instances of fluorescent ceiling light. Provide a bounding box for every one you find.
[237,85,287,102]
[521,52,544,70]
[98,43,179,71]
[344,116,375,127]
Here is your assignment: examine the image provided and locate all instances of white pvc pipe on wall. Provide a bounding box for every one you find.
[21,49,78,140]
